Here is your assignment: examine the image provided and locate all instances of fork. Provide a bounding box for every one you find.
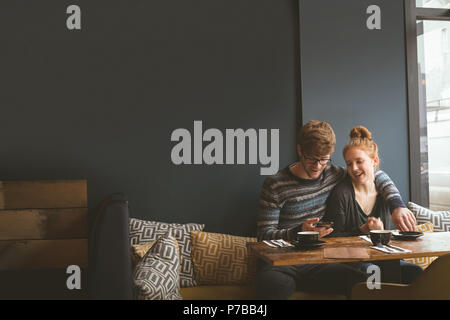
[273,239,288,247]
[385,244,408,253]
[263,240,278,247]
[376,243,394,253]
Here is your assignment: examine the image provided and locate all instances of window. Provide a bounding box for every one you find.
[417,0,450,9]
[405,1,450,210]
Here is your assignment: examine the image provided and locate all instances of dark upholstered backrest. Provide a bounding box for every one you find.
[89,193,133,300]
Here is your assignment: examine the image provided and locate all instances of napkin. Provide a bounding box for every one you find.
[370,245,412,254]
[263,239,293,248]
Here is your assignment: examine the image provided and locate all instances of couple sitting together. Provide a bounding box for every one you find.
[255,120,422,299]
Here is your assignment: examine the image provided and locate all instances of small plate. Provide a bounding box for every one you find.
[392,231,423,241]
[291,240,326,250]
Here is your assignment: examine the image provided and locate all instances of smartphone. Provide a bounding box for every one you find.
[314,221,334,228]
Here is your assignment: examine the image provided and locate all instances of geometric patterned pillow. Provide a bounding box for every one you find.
[129,218,205,287]
[416,221,434,233]
[408,202,450,232]
[132,241,157,259]
[133,233,182,300]
[190,230,257,285]
[131,241,156,266]
[403,222,437,269]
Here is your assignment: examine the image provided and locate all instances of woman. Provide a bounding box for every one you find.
[323,126,422,284]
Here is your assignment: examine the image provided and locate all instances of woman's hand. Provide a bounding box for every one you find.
[367,217,383,230]
[360,217,384,234]
[302,218,334,238]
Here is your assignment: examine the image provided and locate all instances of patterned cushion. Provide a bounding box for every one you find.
[415,221,434,233]
[133,233,182,300]
[129,218,204,287]
[408,202,450,232]
[131,241,156,266]
[190,231,257,285]
[403,222,437,269]
[132,241,156,259]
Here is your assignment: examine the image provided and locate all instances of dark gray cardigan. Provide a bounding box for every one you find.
[323,176,390,237]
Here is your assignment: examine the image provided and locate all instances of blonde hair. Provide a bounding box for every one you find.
[297,120,336,156]
[343,126,379,164]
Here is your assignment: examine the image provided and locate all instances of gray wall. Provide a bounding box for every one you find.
[0,0,410,237]
[0,1,300,236]
[299,0,410,202]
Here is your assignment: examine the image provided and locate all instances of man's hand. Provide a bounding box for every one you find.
[392,207,417,231]
[302,218,334,238]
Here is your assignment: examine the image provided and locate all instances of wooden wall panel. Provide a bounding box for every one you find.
[0,180,87,209]
[0,180,89,298]
[0,239,88,271]
[0,208,88,240]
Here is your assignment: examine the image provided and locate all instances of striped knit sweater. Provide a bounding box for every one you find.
[257,163,405,241]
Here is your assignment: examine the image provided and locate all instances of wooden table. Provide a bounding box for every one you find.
[248,232,450,282]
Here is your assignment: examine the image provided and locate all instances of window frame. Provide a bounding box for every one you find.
[404,1,450,207]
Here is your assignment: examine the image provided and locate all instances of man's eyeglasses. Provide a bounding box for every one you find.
[303,155,332,166]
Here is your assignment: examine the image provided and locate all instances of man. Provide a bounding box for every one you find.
[255,120,416,299]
